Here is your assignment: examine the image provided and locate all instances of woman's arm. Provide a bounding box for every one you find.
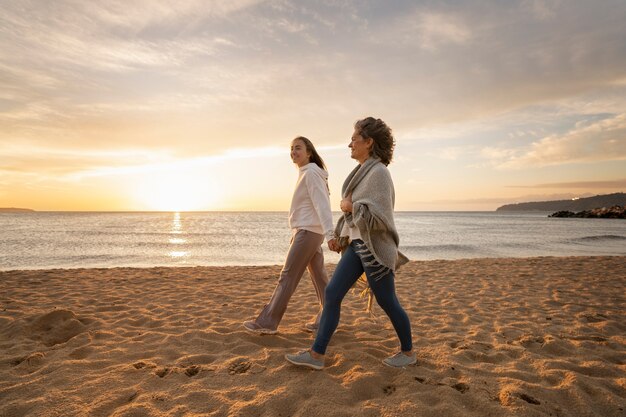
[351,166,395,232]
[340,193,353,213]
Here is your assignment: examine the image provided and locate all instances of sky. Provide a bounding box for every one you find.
[1,0,625,211]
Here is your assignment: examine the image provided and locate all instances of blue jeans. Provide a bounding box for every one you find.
[312,240,413,355]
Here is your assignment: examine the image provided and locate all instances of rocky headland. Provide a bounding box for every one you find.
[497,192,626,212]
[549,205,626,219]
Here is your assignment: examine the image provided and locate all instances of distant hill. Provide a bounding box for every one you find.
[0,207,35,212]
[496,192,626,212]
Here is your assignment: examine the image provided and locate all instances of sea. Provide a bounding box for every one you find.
[1,211,625,271]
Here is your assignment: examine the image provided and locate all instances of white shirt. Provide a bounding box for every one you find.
[288,163,335,242]
[341,220,362,242]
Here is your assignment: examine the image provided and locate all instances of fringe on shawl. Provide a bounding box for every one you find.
[349,240,392,315]
[353,240,392,282]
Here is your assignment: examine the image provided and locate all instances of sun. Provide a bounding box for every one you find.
[131,171,220,211]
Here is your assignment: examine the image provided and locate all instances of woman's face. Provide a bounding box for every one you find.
[291,139,311,167]
[349,129,372,163]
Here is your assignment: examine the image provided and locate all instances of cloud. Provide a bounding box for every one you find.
[436,146,468,161]
[493,113,626,168]
[372,6,472,51]
[0,141,290,181]
[0,1,263,136]
[0,1,261,69]
[0,143,173,176]
[507,179,626,189]
[480,146,518,161]
[524,0,562,20]
[415,12,472,50]
[2,1,626,162]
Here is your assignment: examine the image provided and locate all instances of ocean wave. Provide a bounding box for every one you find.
[401,244,480,253]
[575,235,626,242]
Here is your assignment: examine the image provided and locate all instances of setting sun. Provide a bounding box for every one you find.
[131,171,220,211]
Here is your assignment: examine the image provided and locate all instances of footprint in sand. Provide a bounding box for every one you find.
[567,335,608,342]
[228,360,251,375]
[185,365,200,377]
[498,390,541,406]
[133,361,158,370]
[383,385,396,395]
[451,382,470,393]
[583,313,608,323]
[11,352,45,371]
[518,393,541,405]
[414,376,470,394]
[517,335,545,347]
[449,341,468,350]
[136,362,202,377]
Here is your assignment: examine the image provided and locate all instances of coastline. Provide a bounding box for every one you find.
[1,257,625,416]
[3,253,626,273]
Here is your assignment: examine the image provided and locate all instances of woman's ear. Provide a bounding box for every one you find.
[366,138,374,153]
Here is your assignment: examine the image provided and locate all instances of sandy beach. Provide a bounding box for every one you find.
[1,257,625,417]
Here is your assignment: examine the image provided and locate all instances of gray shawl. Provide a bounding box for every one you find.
[335,157,409,280]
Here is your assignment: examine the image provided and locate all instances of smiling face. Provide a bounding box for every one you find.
[349,128,373,163]
[290,138,311,167]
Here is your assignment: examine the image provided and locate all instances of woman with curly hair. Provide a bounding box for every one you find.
[285,117,414,369]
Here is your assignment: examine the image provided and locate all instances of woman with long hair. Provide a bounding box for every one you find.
[285,117,414,369]
[243,136,337,334]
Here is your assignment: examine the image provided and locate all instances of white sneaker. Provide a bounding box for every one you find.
[242,320,277,335]
[285,350,324,370]
[382,352,416,368]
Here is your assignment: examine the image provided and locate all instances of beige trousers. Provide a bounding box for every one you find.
[255,229,329,330]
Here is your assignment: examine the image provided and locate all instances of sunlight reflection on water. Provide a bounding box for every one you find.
[169,213,188,257]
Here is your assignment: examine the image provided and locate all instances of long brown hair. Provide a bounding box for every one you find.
[293,136,327,170]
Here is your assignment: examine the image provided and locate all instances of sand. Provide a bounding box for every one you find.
[1,257,625,417]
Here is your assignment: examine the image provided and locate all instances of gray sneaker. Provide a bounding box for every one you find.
[242,320,277,335]
[383,352,417,368]
[285,350,324,370]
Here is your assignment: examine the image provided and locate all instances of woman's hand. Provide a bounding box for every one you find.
[340,193,353,213]
[328,238,341,253]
